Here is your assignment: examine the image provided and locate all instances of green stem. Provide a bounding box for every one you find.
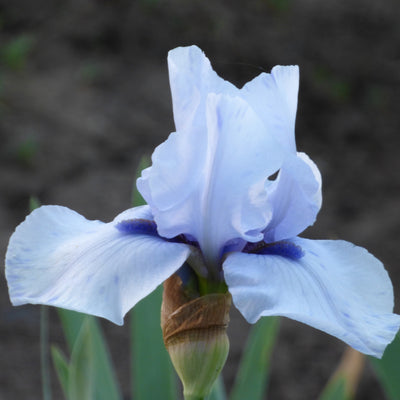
[197,275,227,296]
[40,305,52,400]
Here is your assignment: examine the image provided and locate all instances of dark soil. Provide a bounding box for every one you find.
[1,1,399,399]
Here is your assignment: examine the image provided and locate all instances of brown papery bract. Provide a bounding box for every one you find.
[161,273,231,399]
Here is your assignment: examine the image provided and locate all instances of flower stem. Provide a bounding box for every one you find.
[197,275,227,296]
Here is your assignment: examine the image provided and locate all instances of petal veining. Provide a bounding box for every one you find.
[5,205,191,325]
[224,238,400,357]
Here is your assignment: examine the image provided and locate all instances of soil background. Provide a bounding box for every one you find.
[1,1,400,399]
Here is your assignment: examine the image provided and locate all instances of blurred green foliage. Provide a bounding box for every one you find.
[230,317,280,400]
[370,333,400,400]
[266,0,292,12]
[79,63,103,86]
[319,378,348,400]
[313,66,351,103]
[53,310,122,400]
[130,286,178,400]
[0,34,35,71]
[29,196,41,212]
[15,137,38,167]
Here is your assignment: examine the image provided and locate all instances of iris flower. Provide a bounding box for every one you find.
[5,45,400,358]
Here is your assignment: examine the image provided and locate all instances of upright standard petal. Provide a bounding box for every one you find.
[138,94,285,266]
[241,65,299,153]
[264,152,322,242]
[168,45,237,132]
[169,46,300,156]
[5,205,191,325]
[224,238,400,357]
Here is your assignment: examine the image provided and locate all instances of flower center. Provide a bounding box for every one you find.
[116,218,304,297]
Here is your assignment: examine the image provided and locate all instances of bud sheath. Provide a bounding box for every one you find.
[161,274,231,399]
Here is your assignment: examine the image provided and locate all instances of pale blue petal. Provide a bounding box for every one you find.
[168,45,237,132]
[139,46,303,262]
[138,94,285,265]
[113,204,154,221]
[224,238,400,357]
[241,65,299,153]
[5,205,191,325]
[264,152,322,242]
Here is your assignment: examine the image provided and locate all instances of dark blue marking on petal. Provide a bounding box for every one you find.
[116,219,159,236]
[115,219,200,249]
[244,240,304,260]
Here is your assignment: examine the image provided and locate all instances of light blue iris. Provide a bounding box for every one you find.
[5,45,400,358]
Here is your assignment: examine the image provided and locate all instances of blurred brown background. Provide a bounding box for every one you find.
[1,0,399,399]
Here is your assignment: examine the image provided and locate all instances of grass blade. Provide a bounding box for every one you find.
[130,156,177,397]
[370,333,400,400]
[131,155,150,207]
[319,378,347,400]
[319,347,365,400]
[57,309,121,400]
[40,305,52,400]
[229,317,280,400]
[57,309,87,351]
[208,376,227,400]
[68,319,95,400]
[130,285,178,400]
[30,198,52,400]
[51,346,70,399]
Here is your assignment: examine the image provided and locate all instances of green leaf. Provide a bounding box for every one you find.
[40,306,52,400]
[68,319,96,400]
[230,317,280,400]
[131,155,150,207]
[129,155,177,399]
[370,333,400,400]
[208,376,227,400]
[32,199,52,400]
[51,346,70,399]
[319,377,348,400]
[319,346,366,400]
[57,309,86,351]
[29,196,40,212]
[57,309,121,400]
[130,285,178,400]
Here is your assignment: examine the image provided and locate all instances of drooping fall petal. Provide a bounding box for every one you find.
[224,238,400,357]
[6,205,190,324]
